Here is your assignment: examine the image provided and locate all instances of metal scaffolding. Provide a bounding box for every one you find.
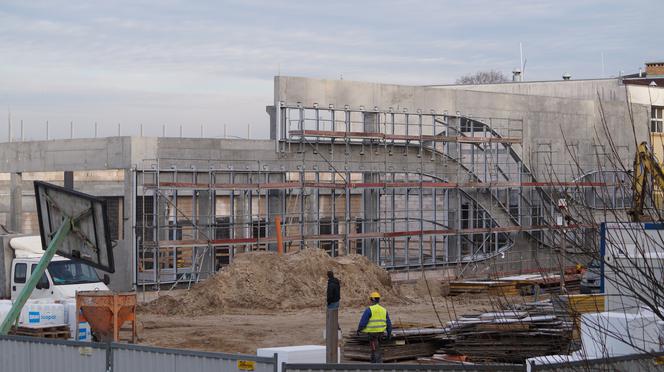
[134,105,620,287]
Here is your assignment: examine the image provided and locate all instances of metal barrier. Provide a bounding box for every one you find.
[529,352,664,371]
[0,335,109,372]
[283,364,524,372]
[0,335,278,372]
[111,342,277,372]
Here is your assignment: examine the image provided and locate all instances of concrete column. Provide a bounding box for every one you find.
[197,190,215,278]
[304,190,319,240]
[9,172,22,233]
[267,173,286,251]
[64,171,74,189]
[233,190,251,252]
[363,112,378,134]
[157,192,170,241]
[363,173,380,263]
[362,111,381,262]
[266,105,277,140]
[108,169,133,291]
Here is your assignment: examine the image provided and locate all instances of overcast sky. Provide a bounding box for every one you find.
[0,0,661,140]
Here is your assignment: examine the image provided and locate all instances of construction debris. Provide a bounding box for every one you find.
[142,248,403,315]
[343,327,447,362]
[430,300,573,364]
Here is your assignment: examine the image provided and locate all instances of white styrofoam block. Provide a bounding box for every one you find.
[18,300,65,327]
[257,345,329,372]
[63,300,77,338]
[60,300,90,341]
[77,322,91,342]
[0,307,10,325]
[580,311,660,358]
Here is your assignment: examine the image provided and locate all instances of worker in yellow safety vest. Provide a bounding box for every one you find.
[356,291,392,363]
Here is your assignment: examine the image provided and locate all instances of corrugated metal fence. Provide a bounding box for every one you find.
[284,354,664,372]
[0,335,108,372]
[528,352,664,371]
[0,335,277,372]
[5,335,664,372]
[283,364,523,372]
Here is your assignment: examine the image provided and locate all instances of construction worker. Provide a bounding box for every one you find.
[356,291,392,363]
[326,271,340,309]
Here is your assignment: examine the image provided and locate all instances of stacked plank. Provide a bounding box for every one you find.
[498,273,581,295]
[434,307,573,364]
[553,294,605,343]
[448,280,519,296]
[557,294,605,313]
[343,327,447,362]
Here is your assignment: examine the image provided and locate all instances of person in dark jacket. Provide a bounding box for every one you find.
[326,271,340,309]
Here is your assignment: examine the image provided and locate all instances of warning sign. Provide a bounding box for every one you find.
[237,360,256,371]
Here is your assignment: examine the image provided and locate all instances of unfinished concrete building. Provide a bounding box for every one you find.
[1,72,662,291]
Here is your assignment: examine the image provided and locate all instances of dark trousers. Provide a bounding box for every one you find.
[367,333,383,363]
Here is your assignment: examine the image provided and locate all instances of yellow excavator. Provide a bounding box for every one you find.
[628,141,664,222]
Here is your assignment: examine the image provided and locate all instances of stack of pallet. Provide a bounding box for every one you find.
[448,280,519,296]
[10,324,70,339]
[431,307,573,364]
[343,327,447,362]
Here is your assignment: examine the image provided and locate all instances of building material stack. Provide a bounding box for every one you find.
[430,304,573,364]
[497,273,581,295]
[343,326,448,362]
[448,280,519,296]
[552,294,605,345]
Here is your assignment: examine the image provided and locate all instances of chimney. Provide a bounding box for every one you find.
[562,73,571,81]
[512,68,522,82]
[645,62,664,76]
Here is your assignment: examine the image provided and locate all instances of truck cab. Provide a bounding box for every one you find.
[6,236,110,301]
[11,256,110,301]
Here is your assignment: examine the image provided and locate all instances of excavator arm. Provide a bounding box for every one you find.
[629,141,664,222]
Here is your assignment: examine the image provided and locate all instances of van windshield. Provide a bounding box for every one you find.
[48,261,101,285]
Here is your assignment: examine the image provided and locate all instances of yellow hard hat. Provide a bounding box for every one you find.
[370,291,381,299]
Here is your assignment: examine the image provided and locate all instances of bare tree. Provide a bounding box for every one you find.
[455,70,509,85]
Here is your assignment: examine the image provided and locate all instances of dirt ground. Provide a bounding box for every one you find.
[136,288,535,355]
[134,250,540,355]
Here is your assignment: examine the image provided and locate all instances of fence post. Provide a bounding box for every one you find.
[325,308,339,363]
[106,342,113,372]
[273,353,279,372]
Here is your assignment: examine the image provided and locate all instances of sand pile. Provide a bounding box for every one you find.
[143,248,403,315]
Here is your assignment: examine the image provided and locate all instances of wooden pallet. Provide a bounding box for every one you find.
[449,281,519,296]
[10,325,70,339]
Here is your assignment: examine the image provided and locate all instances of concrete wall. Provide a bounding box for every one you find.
[274,76,650,178]
[428,78,627,101]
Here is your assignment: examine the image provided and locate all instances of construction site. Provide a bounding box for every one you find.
[2,64,664,371]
